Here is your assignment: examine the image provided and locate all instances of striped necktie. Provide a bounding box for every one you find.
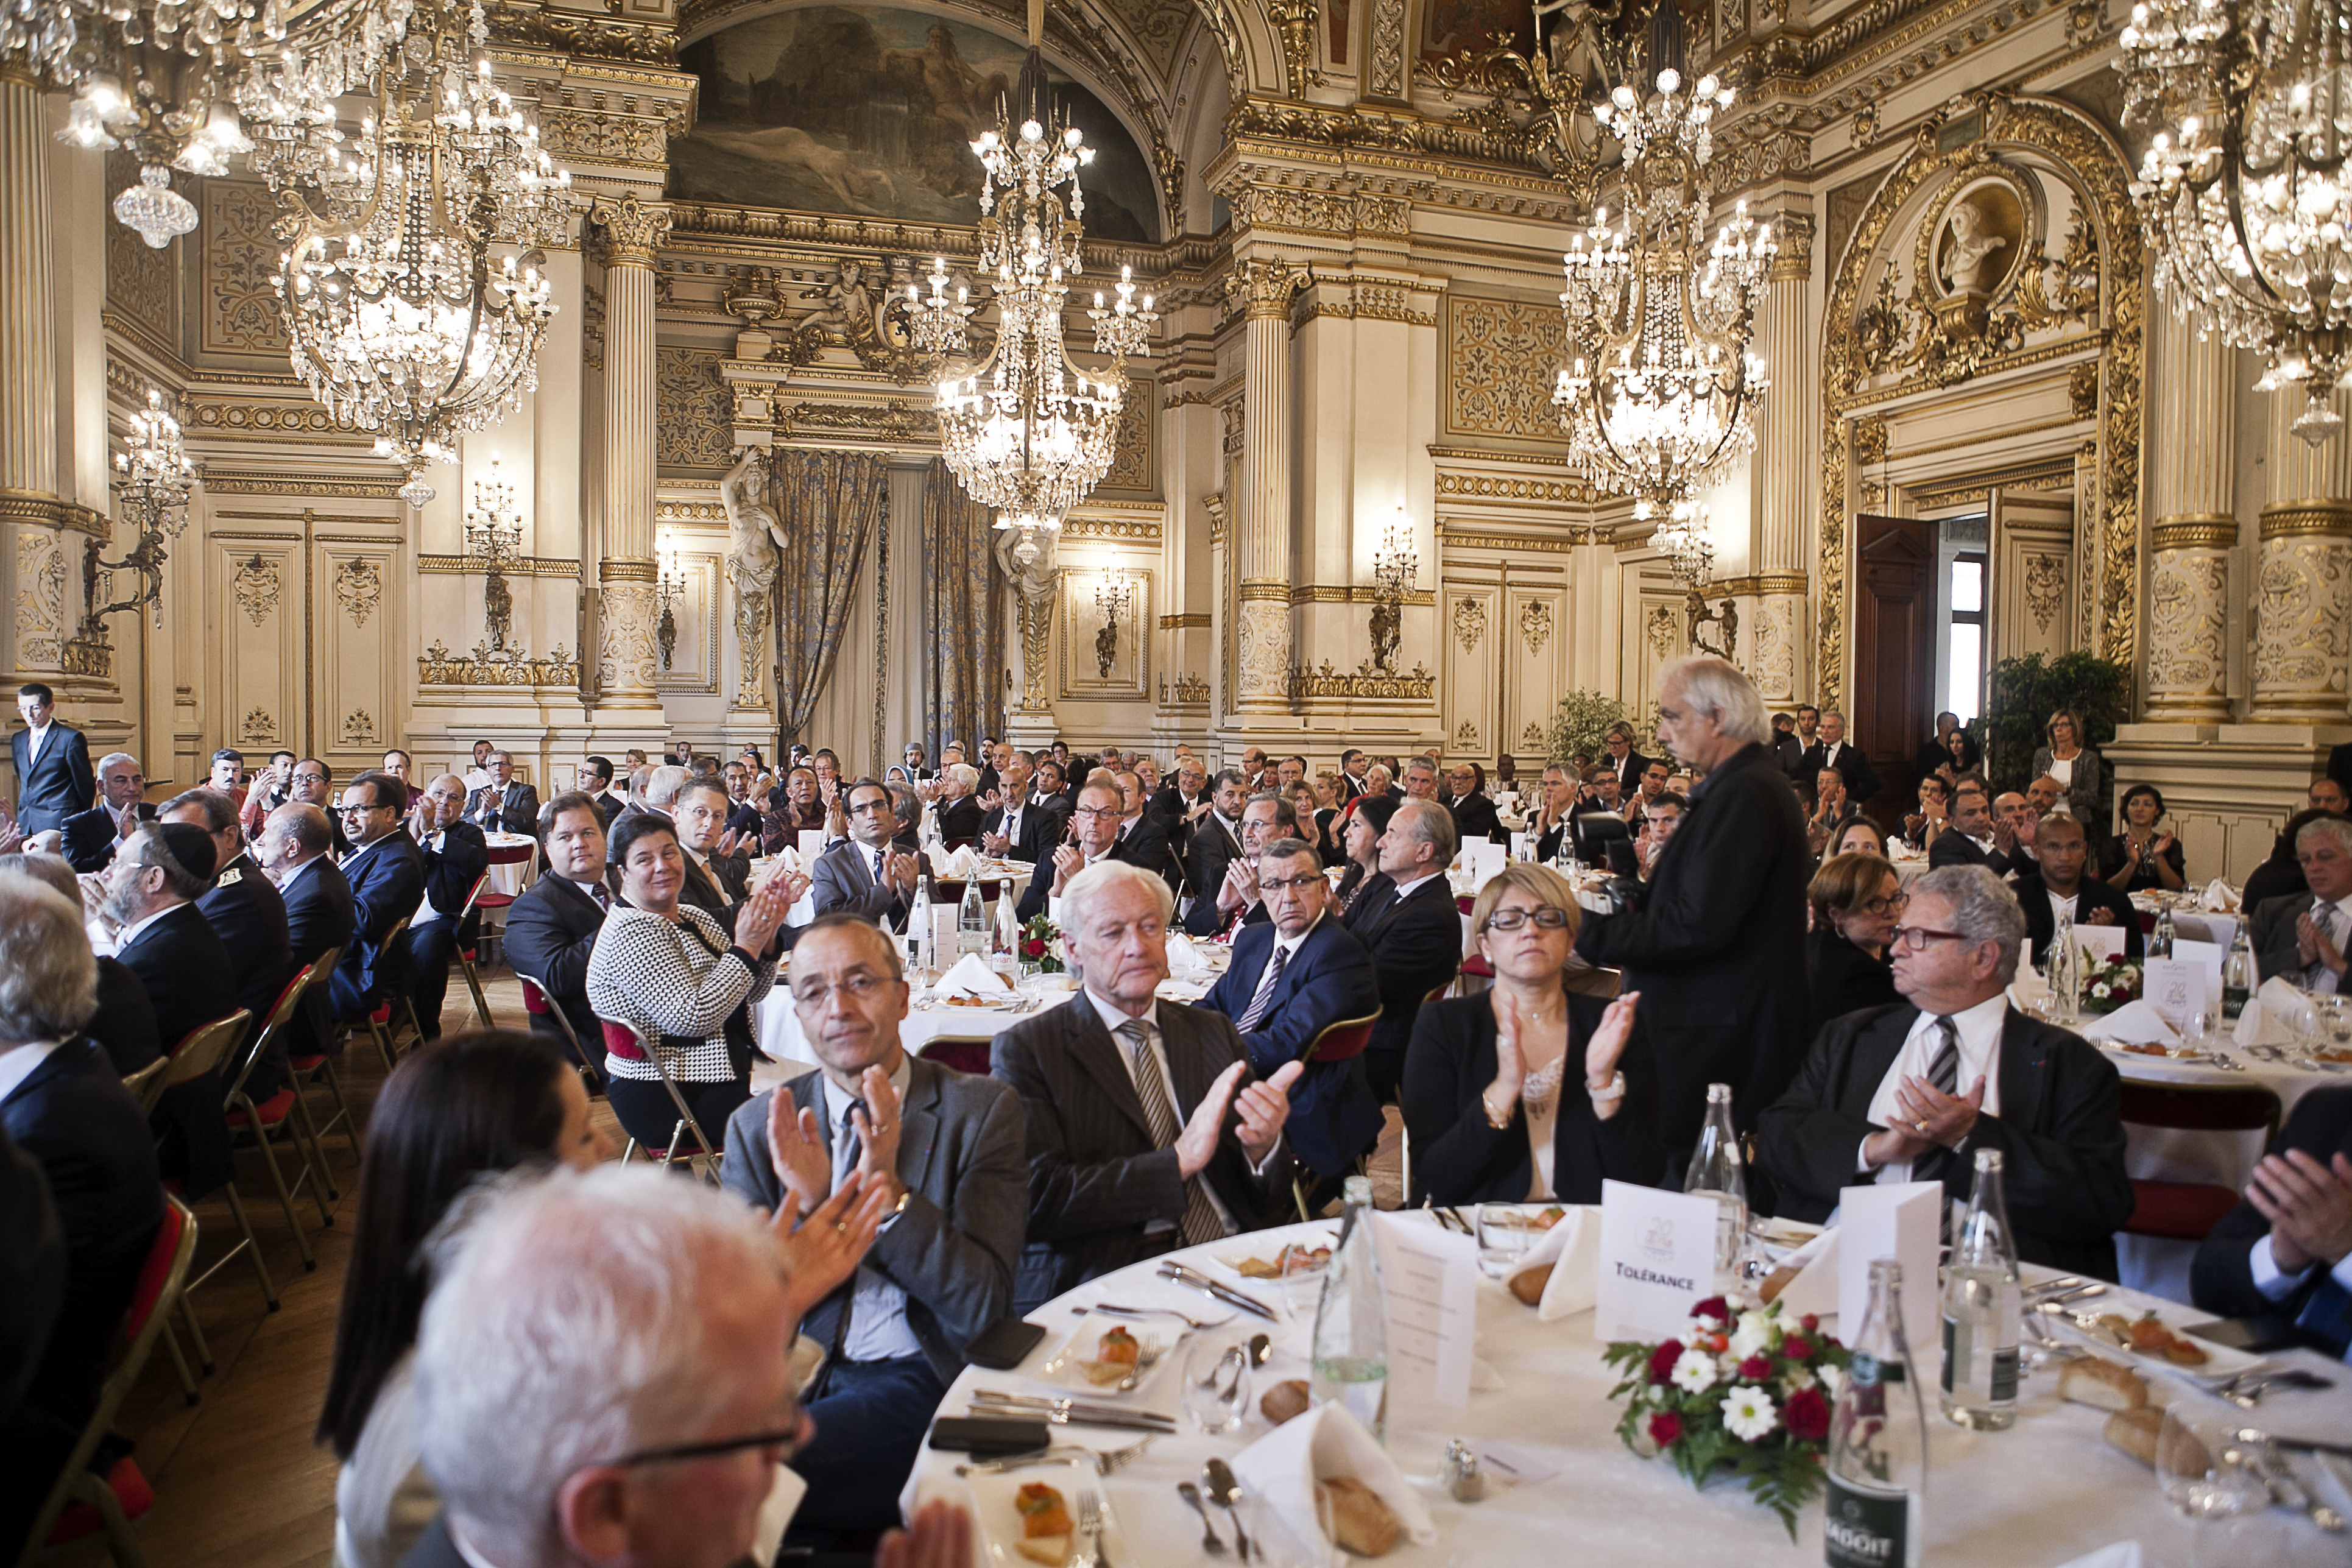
[1912,1015,1961,1185]
[2308,903,2339,991]
[1115,1019,1224,1246]
[1234,943,1290,1034]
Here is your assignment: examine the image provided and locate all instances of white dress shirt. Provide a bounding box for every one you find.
[412,825,453,926]
[2300,894,2352,994]
[1082,988,1274,1237]
[817,1056,926,1363]
[21,720,49,769]
[110,901,185,955]
[1860,992,2009,1182]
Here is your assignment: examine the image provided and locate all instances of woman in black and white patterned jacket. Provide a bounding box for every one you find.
[588,810,794,1154]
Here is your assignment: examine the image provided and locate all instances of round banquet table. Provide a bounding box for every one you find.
[897,1215,2352,1568]
[753,966,1227,1068]
[482,831,535,896]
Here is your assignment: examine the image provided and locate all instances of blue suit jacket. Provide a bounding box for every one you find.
[1200,916,1384,1179]
[9,722,94,835]
[331,832,426,1019]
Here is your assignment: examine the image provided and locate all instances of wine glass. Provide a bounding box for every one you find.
[1474,1204,1538,1279]
[2156,1397,2274,1567]
[1183,1337,1251,1435]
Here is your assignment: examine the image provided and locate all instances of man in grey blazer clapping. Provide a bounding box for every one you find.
[992,860,1304,1315]
[723,914,1028,1546]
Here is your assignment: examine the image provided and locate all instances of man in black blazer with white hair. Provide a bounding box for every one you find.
[9,683,94,838]
[993,860,1302,1315]
[60,752,155,873]
[1759,864,2133,1279]
[1576,656,1815,1164]
[1344,797,1466,1106]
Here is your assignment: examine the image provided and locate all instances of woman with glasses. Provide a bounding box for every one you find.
[588,813,793,1157]
[1807,851,1904,1040]
[1402,864,1662,1206]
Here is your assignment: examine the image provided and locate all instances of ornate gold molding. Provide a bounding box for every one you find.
[201,471,406,499]
[1061,515,1164,542]
[1435,469,1605,504]
[599,558,659,583]
[2258,504,2352,540]
[2150,515,2240,551]
[483,0,678,65]
[1289,584,1436,605]
[1171,672,1211,703]
[184,397,375,443]
[1770,211,1818,281]
[1285,660,1436,700]
[418,639,584,688]
[1159,612,1211,628]
[417,553,586,577]
[0,490,108,536]
[1226,256,1312,320]
[1711,572,1813,597]
[1436,524,1609,552]
[780,399,937,444]
[590,193,671,269]
[1236,577,1291,602]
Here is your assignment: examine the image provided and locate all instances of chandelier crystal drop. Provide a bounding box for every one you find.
[2120,0,2352,443]
[1553,67,1771,570]
[911,46,1156,568]
[270,0,571,504]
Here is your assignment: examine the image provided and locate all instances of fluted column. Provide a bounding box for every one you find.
[1748,208,1814,706]
[2144,308,2239,721]
[588,194,669,712]
[2250,385,2352,721]
[0,76,55,501]
[1225,256,1308,715]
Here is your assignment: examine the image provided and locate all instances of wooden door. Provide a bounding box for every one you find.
[1851,514,1937,822]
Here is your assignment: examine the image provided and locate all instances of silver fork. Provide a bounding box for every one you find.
[1076,1491,1106,1568]
[1089,1301,1237,1331]
[955,1438,1156,1478]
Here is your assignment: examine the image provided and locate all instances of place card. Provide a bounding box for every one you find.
[1368,1212,1478,1408]
[2142,957,2206,1028]
[798,828,828,863]
[1837,1181,1941,1347]
[1594,1180,1724,1341]
[2171,938,2225,1005]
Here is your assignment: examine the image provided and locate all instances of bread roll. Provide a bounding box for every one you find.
[1259,1379,1311,1425]
[2102,1407,2164,1468]
[1508,1265,1553,1305]
[1015,1538,1069,1566]
[1318,1475,1400,1557]
[2059,1357,2149,1412]
[1759,1266,1798,1305]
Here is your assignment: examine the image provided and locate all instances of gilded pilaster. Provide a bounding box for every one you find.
[2143,309,2239,722]
[589,194,670,710]
[2250,387,2352,722]
[1227,256,1308,713]
[1750,208,1813,706]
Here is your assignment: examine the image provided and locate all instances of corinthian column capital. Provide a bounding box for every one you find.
[589,193,671,269]
[1768,211,1816,281]
[1226,256,1312,320]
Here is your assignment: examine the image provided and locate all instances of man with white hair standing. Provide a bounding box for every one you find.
[462,749,540,839]
[1575,655,1815,1165]
[404,1164,967,1568]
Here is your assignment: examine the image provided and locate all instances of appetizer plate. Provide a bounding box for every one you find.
[1038,1310,1179,1398]
[970,1460,1131,1568]
[1217,1240,1335,1282]
[2058,1308,2268,1386]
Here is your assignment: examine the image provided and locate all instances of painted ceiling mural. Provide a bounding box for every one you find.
[673,4,1162,241]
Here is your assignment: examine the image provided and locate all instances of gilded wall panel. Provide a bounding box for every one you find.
[1441,580,1497,762]
[317,540,398,769]
[211,537,302,761]
[1100,380,1157,495]
[1444,296,1569,446]
[655,346,733,471]
[14,528,68,670]
[1061,567,1153,699]
[202,181,289,356]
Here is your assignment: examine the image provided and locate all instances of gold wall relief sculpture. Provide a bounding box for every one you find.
[1452,594,1487,652]
[1454,719,1480,752]
[654,347,733,471]
[418,640,586,688]
[1519,599,1550,656]
[2023,551,2068,633]
[339,710,378,747]
[233,553,282,627]
[1285,661,1436,699]
[333,557,383,629]
[1445,295,1572,443]
[202,180,292,356]
[14,531,67,670]
[239,708,276,747]
[1172,672,1211,703]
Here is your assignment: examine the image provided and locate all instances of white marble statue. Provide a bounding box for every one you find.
[1940,197,2009,295]
[720,448,786,708]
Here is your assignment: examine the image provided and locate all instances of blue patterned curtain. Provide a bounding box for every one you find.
[775,450,889,746]
[923,460,1004,759]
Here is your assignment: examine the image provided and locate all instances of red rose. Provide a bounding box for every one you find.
[1782,1335,1814,1361]
[1784,1386,1830,1443]
[1648,1411,1684,1447]
[1022,938,1045,958]
[1692,1296,1731,1323]
[1739,1354,1773,1382]
[1647,1339,1684,1385]
[1799,1314,1820,1334]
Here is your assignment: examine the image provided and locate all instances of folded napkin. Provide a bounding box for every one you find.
[925,843,952,876]
[945,845,982,879]
[2202,878,2241,913]
[1166,933,1213,978]
[2049,1544,2142,1568]
[2236,976,2313,1048]
[1229,1402,1436,1555]
[936,952,1010,998]
[2080,999,2178,1048]
[1772,1228,1839,1321]
[1506,1206,1603,1320]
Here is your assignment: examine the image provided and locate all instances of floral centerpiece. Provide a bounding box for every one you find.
[2080,953,2141,1015]
[1020,914,1064,974]
[1603,1293,1851,1537]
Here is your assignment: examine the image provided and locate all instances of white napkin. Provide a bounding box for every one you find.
[1166,932,1212,978]
[946,845,981,879]
[747,1465,810,1568]
[2238,976,2311,1047]
[937,952,1010,997]
[1229,1402,1437,1553]
[1504,1206,1603,1320]
[925,843,952,876]
[2202,878,2241,913]
[2049,1544,2143,1568]
[1773,1228,1840,1321]
[2079,1000,2178,1047]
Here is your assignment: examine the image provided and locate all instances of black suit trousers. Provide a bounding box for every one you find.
[407,919,461,1041]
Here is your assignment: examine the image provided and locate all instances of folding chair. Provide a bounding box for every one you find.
[353,916,420,1074]
[118,1053,170,1111]
[21,1194,197,1568]
[285,947,360,1172]
[916,1037,993,1076]
[472,836,537,969]
[2119,1081,2284,1241]
[518,973,604,1096]
[222,962,337,1272]
[451,872,495,1028]
[152,1009,283,1383]
[1290,1010,1382,1223]
[598,1017,720,1184]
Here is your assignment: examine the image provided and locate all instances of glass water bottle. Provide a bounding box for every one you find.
[1940,1149,2021,1430]
[1826,1259,1927,1568]
[1310,1175,1390,1442]
[1683,1082,1747,1284]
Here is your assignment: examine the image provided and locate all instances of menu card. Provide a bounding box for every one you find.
[2142,958,2206,1028]
[2171,938,2225,1004]
[1837,1181,1941,1347]
[1594,1180,1724,1341]
[1368,1213,1478,1408]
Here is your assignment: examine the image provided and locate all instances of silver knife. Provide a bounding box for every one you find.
[1157,1262,1278,1321]
[970,1393,1178,1431]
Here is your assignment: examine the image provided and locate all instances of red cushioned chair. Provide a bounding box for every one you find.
[286,946,360,1173]
[471,836,537,969]
[23,1193,197,1568]
[352,915,418,1075]
[451,871,496,1029]
[2119,1081,2284,1241]
[598,1017,720,1182]
[917,1037,994,1076]
[1287,1012,1383,1220]
[519,973,604,1097]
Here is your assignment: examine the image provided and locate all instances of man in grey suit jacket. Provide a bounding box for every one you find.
[811,777,924,927]
[723,914,1026,1544]
[992,860,1304,1315]
[2250,814,2352,991]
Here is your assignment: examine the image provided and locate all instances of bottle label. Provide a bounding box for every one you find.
[1990,1347,2018,1403]
[1824,1475,1912,1568]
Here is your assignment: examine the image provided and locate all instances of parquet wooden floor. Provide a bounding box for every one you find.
[49,966,1405,1568]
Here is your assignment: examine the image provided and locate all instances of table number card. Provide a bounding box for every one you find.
[1594,1181,1723,1341]
[797,828,828,863]
[2142,958,2206,1028]
[2171,936,2225,1005]
[2072,924,2128,963]
[1369,1213,1478,1408]
[1837,1181,1941,1346]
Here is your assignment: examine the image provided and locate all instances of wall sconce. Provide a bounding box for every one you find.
[1094,564,1132,678]
[657,533,687,670]
[1369,504,1416,674]
[67,387,196,672]
[463,457,524,652]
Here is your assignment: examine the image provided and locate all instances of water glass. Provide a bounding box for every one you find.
[2181,1009,2216,1051]
[2156,1398,2272,1523]
[1182,1337,1251,1435]
[1474,1204,1539,1279]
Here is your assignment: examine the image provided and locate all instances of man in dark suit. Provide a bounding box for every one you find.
[1576,657,1814,1160]
[286,758,351,858]
[1112,769,1176,892]
[993,860,1302,1313]
[1184,769,1249,911]
[2191,1087,2352,1359]
[1186,792,1293,938]
[980,749,1064,864]
[501,793,610,1068]
[0,872,162,1563]
[1758,865,2133,1277]
[1597,722,1653,797]
[1799,709,1882,805]
[575,754,625,828]
[1015,778,1158,924]
[1202,839,1382,1190]
[160,787,293,1098]
[401,774,489,1042]
[815,779,927,928]
[104,822,239,1197]
[1150,756,1211,841]
[1344,797,1465,1104]
[2013,813,2142,964]
[1929,779,2025,877]
[60,752,156,872]
[2250,813,2352,992]
[328,771,427,1023]
[463,749,540,838]
[933,763,986,842]
[9,683,95,837]
[723,915,1026,1541]
[254,803,356,1068]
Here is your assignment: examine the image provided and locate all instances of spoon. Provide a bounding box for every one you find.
[1204,1458,1253,1563]
[1247,1332,1273,1368]
[1176,1481,1227,1556]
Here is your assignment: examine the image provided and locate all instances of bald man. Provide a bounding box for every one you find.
[405,774,489,1041]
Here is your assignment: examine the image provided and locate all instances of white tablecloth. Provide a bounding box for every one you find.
[754,972,1224,1068]
[483,832,535,897]
[900,1217,2352,1568]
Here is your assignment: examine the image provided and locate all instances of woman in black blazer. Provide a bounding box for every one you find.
[1404,864,1665,1206]
[1806,850,1904,1040]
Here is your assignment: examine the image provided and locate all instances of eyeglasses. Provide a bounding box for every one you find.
[1260,873,1325,894]
[1888,925,1973,952]
[293,772,328,786]
[1859,894,1908,916]
[791,972,897,1005]
[336,804,375,818]
[1484,908,1572,931]
[1072,806,1118,819]
[607,1422,804,1469]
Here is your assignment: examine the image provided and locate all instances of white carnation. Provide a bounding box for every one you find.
[1728,1313,1773,1360]
[1722,1385,1779,1441]
[1817,1363,1844,1397]
[1671,1348,1720,1394]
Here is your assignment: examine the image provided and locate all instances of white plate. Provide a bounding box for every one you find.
[1038,1311,1181,1398]
[969,1461,1131,1568]
[2057,1308,2268,1386]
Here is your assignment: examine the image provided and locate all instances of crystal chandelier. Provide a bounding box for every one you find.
[269,0,570,504]
[81,387,197,634]
[2121,0,2352,443]
[1554,68,1772,555]
[909,44,1155,570]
